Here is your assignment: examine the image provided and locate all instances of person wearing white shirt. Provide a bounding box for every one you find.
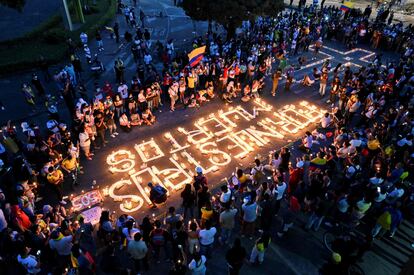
[303,131,313,150]
[273,178,287,215]
[122,219,140,242]
[198,220,216,257]
[219,185,232,205]
[320,113,332,128]
[188,253,207,275]
[144,52,152,65]
[17,247,41,274]
[79,127,92,160]
[118,83,129,100]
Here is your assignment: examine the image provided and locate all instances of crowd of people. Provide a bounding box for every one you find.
[0,0,414,274]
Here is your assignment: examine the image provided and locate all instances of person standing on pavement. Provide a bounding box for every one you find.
[241,196,257,239]
[181,183,196,220]
[249,232,271,265]
[79,124,93,160]
[169,82,178,112]
[128,232,149,274]
[31,73,45,97]
[226,238,247,275]
[188,253,207,275]
[198,220,216,258]
[273,176,287,215]
[96,30,104,52]
[114,57,125,84]
[319,68,328,97]
[114,22,120,43]
[140,9,145,28]
[150,220,170,263]
[271,71,279,96]
[219,204,237,245]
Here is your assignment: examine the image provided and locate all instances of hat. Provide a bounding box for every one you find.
[332,252,341,263]
[21,122,30,132]
[147,182,153,187]
[43,205,53,214]
[346,166,356,175]
[296,161,304,168]
[196,167,203,174]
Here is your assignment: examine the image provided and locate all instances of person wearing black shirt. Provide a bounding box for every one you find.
[226,238,246,275]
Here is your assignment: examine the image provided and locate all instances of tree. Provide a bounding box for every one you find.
[182,0,284,38]
[0,0,26,12]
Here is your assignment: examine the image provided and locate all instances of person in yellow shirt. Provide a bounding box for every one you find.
[61,155,80,187]
[200,202,213,228]
[187,73,196,95]
[62,155,77,172]
[47,166,66,204]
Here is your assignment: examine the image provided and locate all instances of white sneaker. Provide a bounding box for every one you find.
[111,134,116,138]
[114,132,119,135]
[59,200,67,205]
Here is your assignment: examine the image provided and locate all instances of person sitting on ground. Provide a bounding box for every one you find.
[130,111,142,126]
[320,112,333,128]
[148,182,167,208]
[141,108,155,125]
[313,67,321,80]
[302,74,315,87]
[241,85,251,102]
[119,113,132,132]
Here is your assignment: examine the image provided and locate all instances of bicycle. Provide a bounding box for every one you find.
[323,222,366,275]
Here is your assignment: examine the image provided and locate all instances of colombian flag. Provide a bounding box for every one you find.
[188,46,206,67]
[340,1,354,12]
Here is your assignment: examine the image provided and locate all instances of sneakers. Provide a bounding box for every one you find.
[111,134,116,138]
[114,132,119,136]
[59,200,67,205]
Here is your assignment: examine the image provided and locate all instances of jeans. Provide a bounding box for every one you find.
[305,213,324,231]
[183,206,194,220]
[200,243,213,258]
[152,244,170,260]
[249,246,265,263]
[221,228,232,244]
[319,83,326,96]
[134,257,149,273]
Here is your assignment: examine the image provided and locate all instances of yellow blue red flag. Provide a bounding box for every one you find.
[340,1,354,12]
[188,46,206,67]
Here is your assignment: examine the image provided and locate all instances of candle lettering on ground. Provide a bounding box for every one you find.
[103,100,326,212]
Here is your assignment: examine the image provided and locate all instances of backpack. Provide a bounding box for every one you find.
[154,185,167,197]
[253,167,264,183]
[152,229,166,246]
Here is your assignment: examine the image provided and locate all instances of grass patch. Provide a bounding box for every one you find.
[0,0,116,75]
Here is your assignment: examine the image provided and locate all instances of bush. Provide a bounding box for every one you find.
[0,0,116,75]
[42,29,67,44]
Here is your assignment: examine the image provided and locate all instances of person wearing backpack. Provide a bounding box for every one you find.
[372,203,403,238]
[188,252,207,275]
[148,182,168,208]
[150,220,170,263]
[226,238,247,275]
[251,159,264,186]
[249,232,271,265]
